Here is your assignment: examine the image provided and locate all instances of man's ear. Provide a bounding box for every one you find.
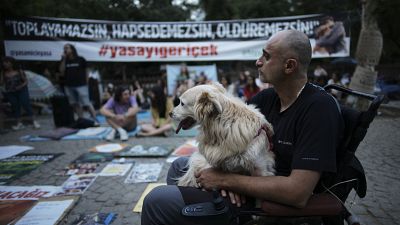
[194,92,222,120]
[284,59,298,74]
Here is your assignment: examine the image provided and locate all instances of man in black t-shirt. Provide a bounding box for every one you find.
[59,44,97,122]
[196,29,343,205]
[141,30,343,225]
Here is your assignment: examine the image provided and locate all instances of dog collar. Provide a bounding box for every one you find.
[255,124,274,152]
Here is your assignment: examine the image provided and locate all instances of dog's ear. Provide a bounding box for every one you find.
[211,82,226,93]
[194,92,222,120]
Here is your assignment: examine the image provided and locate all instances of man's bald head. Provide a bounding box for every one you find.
[271,30,312,73]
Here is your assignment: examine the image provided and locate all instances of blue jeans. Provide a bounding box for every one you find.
[6,86,33,119]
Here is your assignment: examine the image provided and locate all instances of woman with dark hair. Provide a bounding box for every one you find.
[220,75,236,96]
[130,80,148,109]
[100,85,139,141]
[1,56,40,130]
[137,85,174,137]
[243,74,260,101]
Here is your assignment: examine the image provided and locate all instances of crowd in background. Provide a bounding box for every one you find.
[1,44,400,134]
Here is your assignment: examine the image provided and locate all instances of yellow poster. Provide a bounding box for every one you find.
[133,183,166,213]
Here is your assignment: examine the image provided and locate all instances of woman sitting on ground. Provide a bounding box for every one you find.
[137,85,174,137]
[100,85,139,141]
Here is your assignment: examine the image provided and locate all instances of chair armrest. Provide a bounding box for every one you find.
[259,193,344,217]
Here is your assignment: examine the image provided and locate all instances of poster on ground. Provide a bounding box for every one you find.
[166,139,198,163]
[0,200,36,224]
[15,197,77,225]
[56,162,100,176]
[90,143,128,153]
[116,145,172,157]
[0,186,63,200]
[99,163,133,176]
[124,163,163,184]
[0,145,34,160]
[0,154,61,184]
[59,174,97,195]
[133,183,166,213]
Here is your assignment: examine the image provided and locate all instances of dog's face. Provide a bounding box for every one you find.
[170,83,226,134]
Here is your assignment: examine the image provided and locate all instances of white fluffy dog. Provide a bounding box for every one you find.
[170,83,275,187]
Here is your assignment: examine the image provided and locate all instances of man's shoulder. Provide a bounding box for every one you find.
[303,83,340,110]
[248,87,276,106]
[256,87,276,99]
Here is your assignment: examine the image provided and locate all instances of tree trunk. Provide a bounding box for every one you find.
[348,0,383,109]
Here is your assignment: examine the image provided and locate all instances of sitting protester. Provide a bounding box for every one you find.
[137,85,174,137]
[100,85,139,141]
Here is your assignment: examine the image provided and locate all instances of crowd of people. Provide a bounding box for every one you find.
[0,46,357,134]
[0,38,394,137]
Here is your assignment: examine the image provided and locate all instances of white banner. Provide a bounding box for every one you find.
[3,14,351,61]
[4,38,349,62]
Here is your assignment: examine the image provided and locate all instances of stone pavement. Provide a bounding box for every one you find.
[0,101,399,225]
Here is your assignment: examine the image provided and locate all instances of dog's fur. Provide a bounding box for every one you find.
[170,83,275,187]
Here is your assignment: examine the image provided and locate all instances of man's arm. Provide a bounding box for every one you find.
[100,105,116,119]
[196,168,320,208]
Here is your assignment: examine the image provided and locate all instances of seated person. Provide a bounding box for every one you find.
[137,86,174,137]
[141,30,344,225]
[102,83,114,104]
[100,85,139,141]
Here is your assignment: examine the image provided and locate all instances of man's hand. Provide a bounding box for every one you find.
[195,168,224,190]
[195,168,245,207]
[220,189,246,207]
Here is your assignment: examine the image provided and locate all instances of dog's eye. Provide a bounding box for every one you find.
[173,99,180,107]
[180,101,185,106]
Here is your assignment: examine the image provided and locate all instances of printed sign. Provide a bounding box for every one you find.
[3,14,351,61]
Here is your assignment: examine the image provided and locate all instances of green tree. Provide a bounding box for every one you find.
[0,0,190,21]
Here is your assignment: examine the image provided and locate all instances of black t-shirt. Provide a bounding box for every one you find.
[248,83,343,177]
[63,56,87,87]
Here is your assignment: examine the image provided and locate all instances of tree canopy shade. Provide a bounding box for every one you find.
[0,0,190,21]
[197,0,399,63]
[0,0,399,63]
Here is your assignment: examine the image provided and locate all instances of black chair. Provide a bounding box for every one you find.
[182,84,385,225]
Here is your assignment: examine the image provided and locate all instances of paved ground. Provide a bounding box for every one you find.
[1,100,399,225]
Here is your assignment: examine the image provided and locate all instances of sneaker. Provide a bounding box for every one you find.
[33,120,41,129]
[118,128,128,141]
[12,122,25,131]
[105,129,116,141]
